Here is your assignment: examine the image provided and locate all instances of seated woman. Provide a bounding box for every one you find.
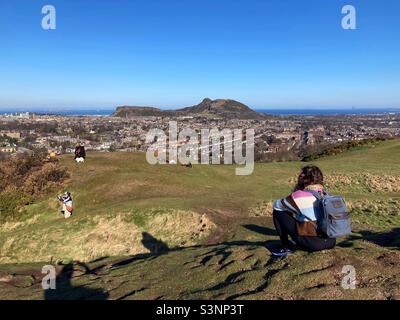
[272,165,336,257]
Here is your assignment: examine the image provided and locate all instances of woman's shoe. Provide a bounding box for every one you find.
[271,247,295,257]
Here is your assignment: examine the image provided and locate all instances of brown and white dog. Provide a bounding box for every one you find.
[57,192,73,219]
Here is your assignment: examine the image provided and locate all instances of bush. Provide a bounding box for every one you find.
[301,138,388,161]
[0,153,69,221]
[22,162,69,196]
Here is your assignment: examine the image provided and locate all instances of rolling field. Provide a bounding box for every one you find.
[0,139,399,299]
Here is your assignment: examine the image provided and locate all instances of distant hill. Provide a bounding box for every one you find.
[112,98,266,119]
[111,106,176,118]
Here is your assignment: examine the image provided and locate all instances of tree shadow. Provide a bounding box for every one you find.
[44,263,109,300]
[141,232,169,254]
[338,227,400,248]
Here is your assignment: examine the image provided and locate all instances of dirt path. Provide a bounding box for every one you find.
[200,208,274,245]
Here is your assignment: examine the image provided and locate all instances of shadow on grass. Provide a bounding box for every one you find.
[105,232,170,270]
[109,227,281,271]
[41,225,306,300]
[242,224,278,237]
[41,226,309,299]
[241,224,281,253]
[338,227,400,248]
[44,263,109,300]
[141,232,169,254]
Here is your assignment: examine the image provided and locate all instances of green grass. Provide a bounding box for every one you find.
[0,139,399,299]
[1,139,400,262]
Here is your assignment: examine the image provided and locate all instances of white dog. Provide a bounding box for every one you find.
[75,157,85,163]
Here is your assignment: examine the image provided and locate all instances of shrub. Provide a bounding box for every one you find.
[0,153,69,221]
[301,137,388,161]
[22,162,69,196]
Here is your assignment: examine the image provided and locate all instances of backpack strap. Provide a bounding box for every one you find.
[295,189,327,223]
[299,190,323,222]
[307,189,327,200]
[301,214,314,222]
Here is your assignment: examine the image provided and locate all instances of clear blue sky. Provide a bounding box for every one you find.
[0,0,399,111]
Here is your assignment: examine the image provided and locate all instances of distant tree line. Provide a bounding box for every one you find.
[300,137,390,162]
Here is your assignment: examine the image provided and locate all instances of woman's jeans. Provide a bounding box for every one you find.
[273,210,336,252]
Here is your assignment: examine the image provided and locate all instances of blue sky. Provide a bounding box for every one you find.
[0,0,399,111]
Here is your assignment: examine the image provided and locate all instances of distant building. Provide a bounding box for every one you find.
[17,147,34,156]
[0,146,16,153]
[1,131,21,140]
[267,143,280,153]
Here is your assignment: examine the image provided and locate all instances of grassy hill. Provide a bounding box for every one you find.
[0,140,399,299]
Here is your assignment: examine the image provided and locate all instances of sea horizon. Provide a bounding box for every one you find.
[1,107,400,117]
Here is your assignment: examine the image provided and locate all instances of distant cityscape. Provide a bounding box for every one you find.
[1,106,399,161]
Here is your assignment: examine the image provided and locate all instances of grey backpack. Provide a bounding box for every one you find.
[308,190,352,238]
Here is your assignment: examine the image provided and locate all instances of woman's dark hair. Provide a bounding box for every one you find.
[294,165,324,191]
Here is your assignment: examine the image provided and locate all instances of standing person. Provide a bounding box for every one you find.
[272,166,336,257]
[57,192,74,219]
[74,144,86,163]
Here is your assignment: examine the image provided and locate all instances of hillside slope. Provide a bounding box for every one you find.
[1,140,400,299]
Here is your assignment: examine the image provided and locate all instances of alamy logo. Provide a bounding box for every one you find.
[39,5,355,32]
[41,265,56,290]
[145,121,255,175]
[41,5,56,30]
[341,265,356,290]
[342,5,356,30]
